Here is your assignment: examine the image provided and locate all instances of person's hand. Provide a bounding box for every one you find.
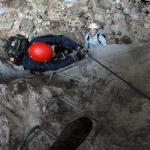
[78,48,89,55]
[10,57,15,62]
[51,45,56,57]
[64,49,69,55]
[82,48,89,54]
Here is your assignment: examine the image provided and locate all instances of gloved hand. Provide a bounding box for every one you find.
[76,51,85,61]
[81,48,89,54]
[77,46,89,54]
[71,48,86,61]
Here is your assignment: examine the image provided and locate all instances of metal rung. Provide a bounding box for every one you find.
[44,96,57,112]
[56,63,76,73]
[58,96,98,123]
[17,125,56,150]
[48,62,93,87]
[56,72,92,86]
[45,96,97,123]
[48,64,75,83]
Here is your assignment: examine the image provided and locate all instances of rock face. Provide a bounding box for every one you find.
[0,43,150,150]
[0,113,9,150]
[0,0,150,44]
[0,0,150,150]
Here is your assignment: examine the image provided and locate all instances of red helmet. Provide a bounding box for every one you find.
[28,42,53,63]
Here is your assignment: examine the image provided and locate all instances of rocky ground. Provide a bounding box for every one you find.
[0,43,150,150]
[0,0,150,150]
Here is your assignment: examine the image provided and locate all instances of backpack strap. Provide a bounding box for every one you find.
[97,33,102,45]
[97,33,106,46]
[87,34,90,48]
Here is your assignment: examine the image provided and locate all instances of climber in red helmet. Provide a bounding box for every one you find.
[28,42,54,63]
[4,34,84,72]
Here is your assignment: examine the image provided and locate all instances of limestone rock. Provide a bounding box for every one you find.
[0,114,9,145]
[130,6,140,21]
[0,17,14,30]
[144,23,150,29]
[0,1,150,149]
[120,35,132,44]
[19,18,34,34]
[0,43,150,149]
[111,12,129,35]
[78,0,89,6]
[98,0,115,9]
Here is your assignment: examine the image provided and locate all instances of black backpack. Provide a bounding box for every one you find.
[4,34,29,58]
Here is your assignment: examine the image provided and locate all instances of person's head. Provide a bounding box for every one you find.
[88,23,99,36]
[28,42,53,63]
[3,34,29,63]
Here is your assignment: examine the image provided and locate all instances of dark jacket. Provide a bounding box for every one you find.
[18,34,79,72]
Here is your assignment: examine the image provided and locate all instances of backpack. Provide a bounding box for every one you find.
[4,34,29,58]
[87,31,106,48]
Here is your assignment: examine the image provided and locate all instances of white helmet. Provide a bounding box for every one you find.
[88,23,99,29]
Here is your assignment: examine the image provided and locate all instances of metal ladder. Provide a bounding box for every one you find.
[47,60,95,97]
[17,125,57,150]
[17,59,98,150]
[17,95,98,150]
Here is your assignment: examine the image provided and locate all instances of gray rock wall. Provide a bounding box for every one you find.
[0,0,150,47]
[0,43,150,150]
[0,0,150,150]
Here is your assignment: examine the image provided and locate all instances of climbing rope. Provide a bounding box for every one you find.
[86,52,150,101]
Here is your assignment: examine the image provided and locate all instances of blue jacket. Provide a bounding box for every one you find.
[30,34,79,50]
[85,30,107,49]
[19,34,79,72]
[21,54,74,72]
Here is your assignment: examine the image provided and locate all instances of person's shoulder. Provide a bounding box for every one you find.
[97,28,105,35]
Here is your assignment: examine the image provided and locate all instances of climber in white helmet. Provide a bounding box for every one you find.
[84,23,107,49]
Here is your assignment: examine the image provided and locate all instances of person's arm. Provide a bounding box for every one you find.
[22,54,74,72]
[99,34,107,46]
[30,34,80,51]
[30,34,61,45]
[60,35,80,51]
